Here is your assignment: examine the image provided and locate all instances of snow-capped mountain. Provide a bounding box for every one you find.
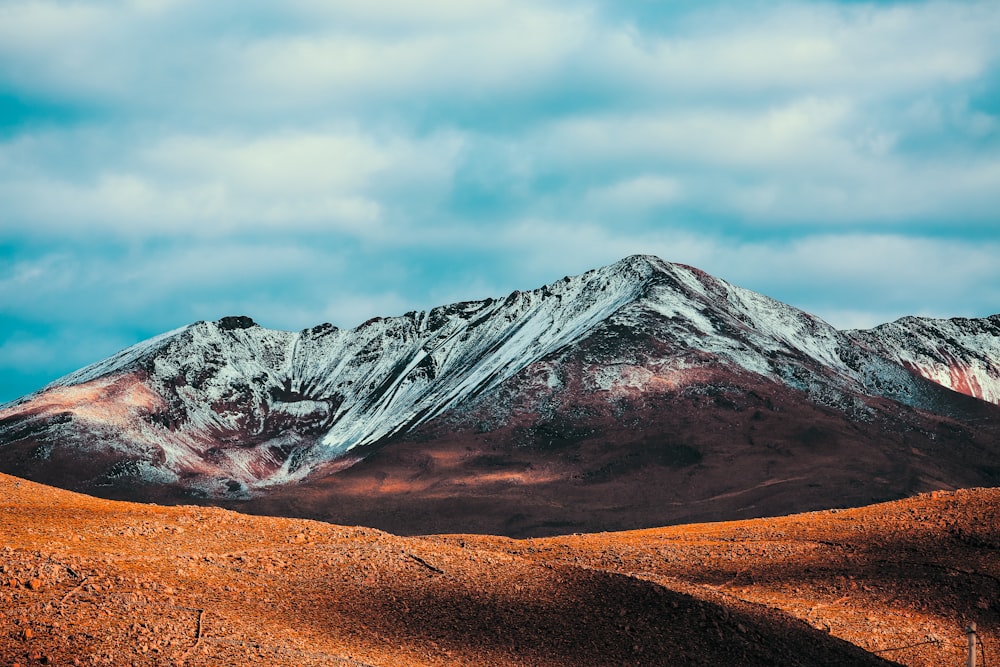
[850,315,1000,405]
[1,256,998,535]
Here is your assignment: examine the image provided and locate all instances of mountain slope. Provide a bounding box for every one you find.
[0,257,665,493]
[2,471,915,667]
[850,315,1000,405]
[0,255,998,534]
[7,471,1000,667]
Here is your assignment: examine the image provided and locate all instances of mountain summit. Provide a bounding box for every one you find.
[2,256,998,535]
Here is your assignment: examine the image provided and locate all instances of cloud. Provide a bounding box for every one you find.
[0,0,594,122]
[0,127,464,236]
[714,234,1000,320]
[537,98,854,171]
[1,0,999,402]
[624,2,996,93]
[1,242,332,326]
[534,97,1000,224]
[583,175,683,214]
[236,5,591,105]
[3,0,998,233]
[2,0,998,133]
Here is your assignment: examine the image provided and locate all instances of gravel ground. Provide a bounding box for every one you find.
[5,473,994,665]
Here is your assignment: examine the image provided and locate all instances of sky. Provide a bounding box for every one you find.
[1,0,999,403]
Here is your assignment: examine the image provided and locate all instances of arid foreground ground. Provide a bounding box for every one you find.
[2,473,997,666]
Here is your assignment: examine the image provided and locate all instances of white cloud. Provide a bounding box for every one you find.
[0,127,464,236]
[1,0,997,118]
[234,4,591,108]
[583,174,683,213]
[0,2,149,101]
[602,1,998,95]
[288,0,514,27]
[0,2,110,56]
[717,235,1000,326]
[540,98,853,171]
[2,0,998,231]
[535,96,1000,223]
[0,0,593,114]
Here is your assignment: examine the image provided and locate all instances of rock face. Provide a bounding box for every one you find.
[850,315,1000,405]
[1,255,999,535]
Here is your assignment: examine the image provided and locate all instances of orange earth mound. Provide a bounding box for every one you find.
[2,472,997,666]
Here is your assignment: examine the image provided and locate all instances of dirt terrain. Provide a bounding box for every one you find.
[2,472,997,666]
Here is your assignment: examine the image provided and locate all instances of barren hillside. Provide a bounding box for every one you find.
[5,472,998,666]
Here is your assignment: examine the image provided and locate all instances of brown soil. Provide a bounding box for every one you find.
[3,473,997,666]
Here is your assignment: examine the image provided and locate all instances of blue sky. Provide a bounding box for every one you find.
[2,0,999,403]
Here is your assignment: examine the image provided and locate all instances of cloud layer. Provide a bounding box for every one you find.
[1,0,999,401]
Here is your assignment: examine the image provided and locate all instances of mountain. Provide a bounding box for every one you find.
[850,314,1000,404]
[1,255,999,536]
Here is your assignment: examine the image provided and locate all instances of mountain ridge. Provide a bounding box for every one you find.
[1,255,998,535]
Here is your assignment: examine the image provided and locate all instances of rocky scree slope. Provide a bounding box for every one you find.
[0,256,998,518]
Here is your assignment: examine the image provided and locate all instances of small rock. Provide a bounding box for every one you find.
[23,627,34,640]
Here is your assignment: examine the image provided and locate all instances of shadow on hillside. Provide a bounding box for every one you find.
[565,519,1000,635]
[301,558,897,667]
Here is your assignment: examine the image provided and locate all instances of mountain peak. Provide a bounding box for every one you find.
[604,253,682,280]
[613,253,665,270]
[852,311,1000,405]
[217,315,258,330]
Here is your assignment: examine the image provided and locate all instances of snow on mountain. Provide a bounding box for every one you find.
[540,259,935,418]
[0,256,658,490]
[850,315,1000,405]
[1,255,998,497]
